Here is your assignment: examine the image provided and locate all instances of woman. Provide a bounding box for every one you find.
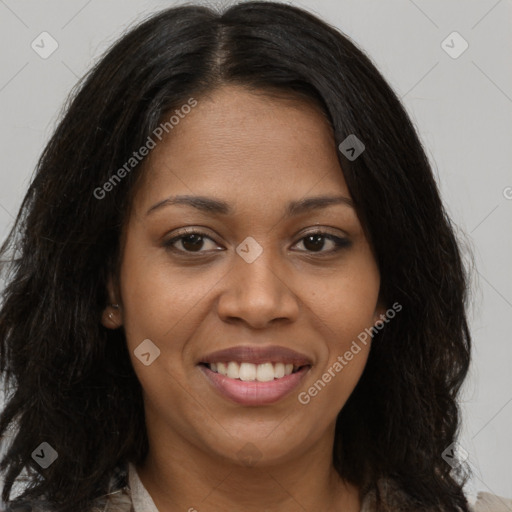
[0,2,510,511]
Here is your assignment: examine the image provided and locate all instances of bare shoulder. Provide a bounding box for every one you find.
[471,491,512,512]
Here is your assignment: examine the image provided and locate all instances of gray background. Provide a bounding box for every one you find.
[0,0,511,502]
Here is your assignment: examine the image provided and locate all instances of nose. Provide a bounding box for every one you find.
[216,245,300,329]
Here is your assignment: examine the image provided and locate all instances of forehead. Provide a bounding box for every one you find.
[134,85,349,210]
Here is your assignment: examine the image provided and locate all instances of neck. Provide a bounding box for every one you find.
[136,426,361,512]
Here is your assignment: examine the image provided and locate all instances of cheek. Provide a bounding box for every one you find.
[307,249,380,348]
[118,238,216,353]
[299,249,379,407]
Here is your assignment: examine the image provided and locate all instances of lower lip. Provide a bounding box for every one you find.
[199,364,310,406]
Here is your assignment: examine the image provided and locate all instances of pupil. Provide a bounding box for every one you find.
[182,234,203,251]
[304,234,324,251]
[180,234,326,252]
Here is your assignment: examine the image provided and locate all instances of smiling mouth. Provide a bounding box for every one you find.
[200,361,309,382]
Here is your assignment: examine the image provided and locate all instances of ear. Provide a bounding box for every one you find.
[101,274,123,329]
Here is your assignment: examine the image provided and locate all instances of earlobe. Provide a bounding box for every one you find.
[101,303,122,329]
[101,275,123,329]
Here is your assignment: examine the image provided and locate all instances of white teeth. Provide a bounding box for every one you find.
[239,362,256,381]
[274,362,285,379]
[207,361,302,381]
[227,361,239,379]
[256,362,275,382]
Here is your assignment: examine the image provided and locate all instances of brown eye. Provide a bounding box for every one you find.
[163,229,351,257]
[294,232,351,254]
[178,233,205,252]
[163,230,220,254]
[302,234,326,252]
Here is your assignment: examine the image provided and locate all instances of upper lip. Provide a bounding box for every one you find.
[199,345,313,366]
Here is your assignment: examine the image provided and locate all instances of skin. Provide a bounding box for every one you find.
[102,84,386,512]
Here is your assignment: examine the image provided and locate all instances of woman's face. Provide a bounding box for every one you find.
[105,85,384,466]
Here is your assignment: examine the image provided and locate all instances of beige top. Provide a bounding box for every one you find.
[126,463,512,512]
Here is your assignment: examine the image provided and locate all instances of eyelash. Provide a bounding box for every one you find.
[163,228,351,257]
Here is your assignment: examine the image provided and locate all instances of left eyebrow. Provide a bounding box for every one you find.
[145,194,355,217]
[284,195,355,217]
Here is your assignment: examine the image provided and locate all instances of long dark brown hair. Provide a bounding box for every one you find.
[0,2,472,511]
